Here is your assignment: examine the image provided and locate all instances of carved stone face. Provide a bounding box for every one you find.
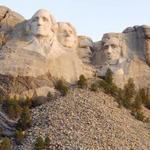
[102,37,121,64]
[57,22,77,48]
[30,9,54,37]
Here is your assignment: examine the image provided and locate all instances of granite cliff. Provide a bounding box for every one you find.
[93,25,150,88]
[0,7,93,99]
[0,6,150,145]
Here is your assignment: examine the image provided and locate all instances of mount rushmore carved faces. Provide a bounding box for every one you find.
[0,9,60,77]
[57,22,78,49]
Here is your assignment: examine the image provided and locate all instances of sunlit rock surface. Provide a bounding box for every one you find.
[0,7,93,98]
[93,26,150,88]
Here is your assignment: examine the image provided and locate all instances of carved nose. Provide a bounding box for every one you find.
[107,46,112,54]
[66,33,69,36]
[65,31,70,37]
[37,18,43,26]
[37,22,42,26]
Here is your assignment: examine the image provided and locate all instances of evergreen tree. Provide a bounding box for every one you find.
[45,136,51,149]
[4,98,22,119]
[90,83,98,92]
[17,106,32,130]
[47,92,53,101]
[124,78,136,100]
[15,129,25,145]
[105,68,113,84]
[132,92,142,111]
[0,137,11,150]
[55,80,68,96]
[122,78,136,108]
[77,74,87,88]
[34,136,45,150]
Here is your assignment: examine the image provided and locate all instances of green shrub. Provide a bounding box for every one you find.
[77,75,87,88]
[55,80,68,96]
[131,110,147,122]
[132,92,143,111]
[15,129,25,145]
[119,78,136,109]
[98,80,118,97]
[47,91,53,101]
[0,137,11,150]
[90,83,98,92]
[3,98,22,119]
[19,97,32,108]
[34,136,45,150]
[123,78,136,100]
[122,98,131,109]
[17,106,32,130]
[45,136,51,149]
[104,68,113,84]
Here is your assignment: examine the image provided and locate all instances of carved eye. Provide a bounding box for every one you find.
[103,45,108,50]
[111,44,117,49]
[32,17,38,22]
[63,30,69,36]
[42,17,49,22]
[68,30,73,34]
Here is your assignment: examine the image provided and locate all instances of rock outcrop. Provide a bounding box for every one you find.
[0,111,16,137]
[93,26,150,88]
[0,6,24,48]
[77,36,93,64]
[0,5,150,94]
[0,8,93,98]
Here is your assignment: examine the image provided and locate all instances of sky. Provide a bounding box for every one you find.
[1,0,150,41]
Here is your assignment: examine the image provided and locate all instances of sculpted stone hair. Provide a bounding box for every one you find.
[57,22,77,35]
[57,22,78,48]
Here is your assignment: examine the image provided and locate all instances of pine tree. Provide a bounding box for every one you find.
[124,78,136,100]
[77,74,87,88]
[45,136,51,149]
[0,137,11,150]
[17,106,32,130]
[34,136,45,150]
[105,68,113,84]
[47,91,53,101]
[55,80,68,96]
[5,98,22,119]
[15,129,25,145]
[132,92,142,111]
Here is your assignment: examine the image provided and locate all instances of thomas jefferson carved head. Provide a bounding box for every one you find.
[101,33,126,64]
[29,9,57,39]
[57,22,78,49]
